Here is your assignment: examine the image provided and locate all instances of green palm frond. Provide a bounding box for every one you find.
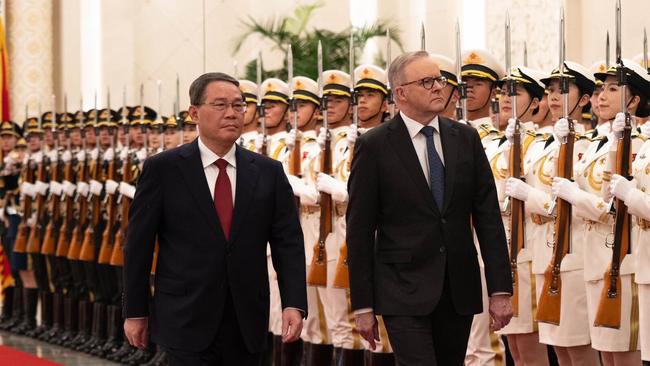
[234,3,404,81]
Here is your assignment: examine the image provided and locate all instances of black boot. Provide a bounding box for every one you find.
[41,292,64,342]
[108,342,136,362]
[0,286,14,324]
[93,305,122,357]
[26,291,51,338]
[333,347,342,366]
[56,295,78,346]
[308,344,334,366]
[11,288,37,335]
[338,349,364,366]
[142,346,168,366]
[79,302,106,353]
[123,346,153,365]
[0,286,20,330]
[281,339,304,366]
[364,350,396,366]
[69,300,91,349]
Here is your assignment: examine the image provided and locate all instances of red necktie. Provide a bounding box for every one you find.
[214,159,233,240]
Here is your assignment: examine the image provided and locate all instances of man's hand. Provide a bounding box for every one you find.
[124,317,149,350]
[281,308,303,343]
[355,312,379,350]
[489,295,513,331]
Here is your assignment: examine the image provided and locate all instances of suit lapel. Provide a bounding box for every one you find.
[177,140,222,240]
[387,116,437,213]
[439,117,459,214]
[228,146,259,246]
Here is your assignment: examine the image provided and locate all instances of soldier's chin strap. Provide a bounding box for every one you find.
[468,82,495,114]
[329,101,353,126]
[443,91,454,111]
[265,105,290,129]
[518,98,535,120]
[360,100,385,125]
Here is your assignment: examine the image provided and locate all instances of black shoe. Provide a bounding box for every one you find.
[108,342,135,362]
[96,305,123,358]
[123,347,153,365]
[0,286,21,330]
[11,288,38,335]
[29,291,52,339]
[41,292,64,342]
[79,302,106,353]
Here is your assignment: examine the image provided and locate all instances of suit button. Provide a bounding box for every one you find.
[441,218,447,224]
[439,246,446,253]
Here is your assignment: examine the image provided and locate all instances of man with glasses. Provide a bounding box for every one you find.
[346,51,513,366]
[123,72,307,365]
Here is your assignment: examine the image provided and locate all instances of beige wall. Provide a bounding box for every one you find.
[31,0,650,119]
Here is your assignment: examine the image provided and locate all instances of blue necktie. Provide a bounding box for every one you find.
[420,126,445,210]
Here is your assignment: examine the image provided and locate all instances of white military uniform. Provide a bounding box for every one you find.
[574,132,643,352]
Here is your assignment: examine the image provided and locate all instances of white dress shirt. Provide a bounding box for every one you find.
[198,137,237,203]
[401,111,445,186]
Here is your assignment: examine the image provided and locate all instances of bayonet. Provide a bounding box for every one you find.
[456,19,467,121]
[350,32,358,129]
[420,22,426,51]
[606,31,611,69]
[386,29,395,118]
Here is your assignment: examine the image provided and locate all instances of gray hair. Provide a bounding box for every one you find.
[189,72,239,105]
[388,50,430,88]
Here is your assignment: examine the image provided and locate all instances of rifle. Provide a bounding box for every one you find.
[25,153,47,254]
[257,52,267,156]
[537,7,572,325]
[287,45,302,197]
[56,133,75,257]
[594,0,630,328]
[98,90,118,265]
[110,101,132,267]
[13,155,35,253]
[40,148,62,256]
[307,40,330,287]
[386,29,395,119]
[455,19,468,122]
[504,14,525,317]
[333,34,356,289]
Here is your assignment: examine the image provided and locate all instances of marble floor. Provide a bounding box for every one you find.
[0,330,121,366]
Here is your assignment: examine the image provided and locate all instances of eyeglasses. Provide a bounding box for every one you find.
[400,76,448,89]
[200,101,247,113]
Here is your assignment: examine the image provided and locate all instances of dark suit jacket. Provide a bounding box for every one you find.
[346,114,511,316]
[123,140,307,352]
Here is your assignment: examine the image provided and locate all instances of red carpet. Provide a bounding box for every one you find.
[0,345,62,366]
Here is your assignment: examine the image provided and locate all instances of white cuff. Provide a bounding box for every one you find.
[49,181,63,196]
[89,180,103,196]
[62,180,76,197]
[34,180,49,196]
[105,179,119,195]
[119,182,136,199]
[77,181,90,197]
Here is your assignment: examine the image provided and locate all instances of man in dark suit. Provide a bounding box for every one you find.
[122,72,307,365]
[346,51,513,366]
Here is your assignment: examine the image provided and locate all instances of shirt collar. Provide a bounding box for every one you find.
[197,137,237,169]
[400,111,440,139]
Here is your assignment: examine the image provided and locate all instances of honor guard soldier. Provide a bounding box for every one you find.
[0,120,24,332]
[284,75,333,365]
[313,69,365,365]
[238,80,259,152]
[607,57,650,365]
[181,110,197,144]
[163,115,180,149]
[461,48,507,366]
[429,54,461,120]
[461,49,505,146]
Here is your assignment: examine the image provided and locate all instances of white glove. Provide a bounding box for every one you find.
[61,180,76,197]
[316,127,327,149]
[61,150,72,163]
[4,154,15,167]
[49,181,63,196]
[89,148,99,161]
[641,121,650,139]
[136,148,147,162]
[105,179,119,195]
[287,174,304,197]
[76,150,86,163]
[34,180,49,196]
[119,148,129,161]
[505,118,519,144]
[89,179,103,196]
[346,124,358,147]
[554,118,569,140]
[31,151,43,164]
[103,148,114,162]
[505,177,531,201]
[255,134,266,152]
[77,181,90,197]
[20,182,35,199]
[551,177,580,205]
[119,182,136,199]
[285,129,298,149]
[316,172,348,202]
[27,215,35,227]
[609,174,635,202]
[611,112,626,139]
[47,150,58,163]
